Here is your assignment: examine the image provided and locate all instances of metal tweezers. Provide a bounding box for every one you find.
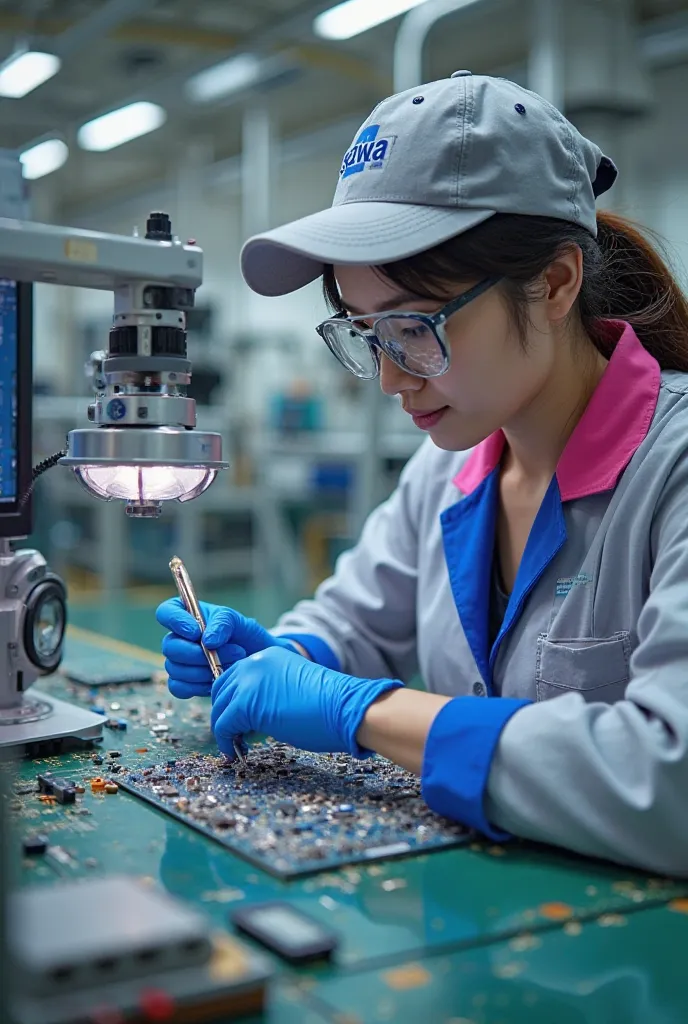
[169,555,246,764]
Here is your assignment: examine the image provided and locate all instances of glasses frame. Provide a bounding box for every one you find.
[316,275,502,379]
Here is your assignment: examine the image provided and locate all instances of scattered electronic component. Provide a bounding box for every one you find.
[9,876,270,1024]
[22,834,48,856]
[35,775,52,794]
[104,718,127,730]
[118,742,468,878]
[36,774,76,805]
[230,901,339,963]
[46,846,77,869]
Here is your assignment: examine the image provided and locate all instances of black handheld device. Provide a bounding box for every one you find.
[229,901,339,963]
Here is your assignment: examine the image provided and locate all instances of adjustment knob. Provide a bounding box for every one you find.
[152,326,186,356]
[109,325,138,355]
[146,212,172,241]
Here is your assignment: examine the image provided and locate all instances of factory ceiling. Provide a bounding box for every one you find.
[0,0,685,215]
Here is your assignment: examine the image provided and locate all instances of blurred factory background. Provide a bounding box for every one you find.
[8,0,688,629]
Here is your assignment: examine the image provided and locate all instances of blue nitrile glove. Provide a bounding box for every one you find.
[210,645,403,759]
[156,598,297,699]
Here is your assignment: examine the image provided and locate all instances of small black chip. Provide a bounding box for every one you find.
[23,834,48,855]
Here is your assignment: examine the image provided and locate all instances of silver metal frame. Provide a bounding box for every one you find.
[0,217,202,293]
[61,426,226,468]
[0,693,104,749]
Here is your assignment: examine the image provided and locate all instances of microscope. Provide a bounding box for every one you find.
[0,196,275,1024]
[0,208,227,750]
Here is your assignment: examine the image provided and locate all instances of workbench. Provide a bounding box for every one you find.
[11,615,688,1024]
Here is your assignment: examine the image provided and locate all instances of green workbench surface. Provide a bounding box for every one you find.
[300,902,688,1024]
[10,612,688,1023]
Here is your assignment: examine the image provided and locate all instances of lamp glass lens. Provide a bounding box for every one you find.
[74,465,216,501]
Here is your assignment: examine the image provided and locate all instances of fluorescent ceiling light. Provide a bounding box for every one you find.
[186,53,261,103]
[77,102,166,152]
[0,50,61,98]
[314,0,433,39]
[20,139,68,180]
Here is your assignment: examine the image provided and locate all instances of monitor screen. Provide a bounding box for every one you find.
[0,280,19,503]
[0,280,32,538]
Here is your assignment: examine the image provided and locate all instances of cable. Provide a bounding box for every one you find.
[18,450,67,509]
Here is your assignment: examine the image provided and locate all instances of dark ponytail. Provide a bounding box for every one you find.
[588,211,688,369]
[323,210,688,371]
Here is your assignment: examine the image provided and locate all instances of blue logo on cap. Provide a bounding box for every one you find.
[340,125,395,179]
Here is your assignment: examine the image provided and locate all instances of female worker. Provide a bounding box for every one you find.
[157,72,688,876]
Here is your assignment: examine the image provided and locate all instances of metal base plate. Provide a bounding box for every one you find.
[0,697,53,726]
[0,691,104,749]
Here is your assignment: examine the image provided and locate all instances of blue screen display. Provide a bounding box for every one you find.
[0,279,18,502]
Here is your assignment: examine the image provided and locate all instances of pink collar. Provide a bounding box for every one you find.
[453,321,661,501]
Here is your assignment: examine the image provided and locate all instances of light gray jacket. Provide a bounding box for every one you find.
[275,322,688,876]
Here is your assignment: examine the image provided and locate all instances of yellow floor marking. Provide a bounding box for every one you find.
[66,624,163,666]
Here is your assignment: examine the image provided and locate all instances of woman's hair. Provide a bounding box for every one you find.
[322,211,688,371]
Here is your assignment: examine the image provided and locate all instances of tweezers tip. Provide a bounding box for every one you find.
[233,741,246,764]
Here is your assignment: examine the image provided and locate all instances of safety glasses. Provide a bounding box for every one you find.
[316,276,501,379]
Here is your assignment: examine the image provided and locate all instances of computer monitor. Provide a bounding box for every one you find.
[0,280,32,539]
[0,277,31,1023]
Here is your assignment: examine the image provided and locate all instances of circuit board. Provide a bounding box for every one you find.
[60,648,157,687]
[9,627,688,1024]
[117,743,469,878]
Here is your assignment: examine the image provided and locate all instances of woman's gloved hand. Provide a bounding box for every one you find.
[156,598,297,699]
[210,645,403,759]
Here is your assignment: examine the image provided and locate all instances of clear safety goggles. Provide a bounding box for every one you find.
[315,276,501,379]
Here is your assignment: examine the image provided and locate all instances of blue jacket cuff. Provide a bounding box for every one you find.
[277,633,341,671]
[422,695,531,841]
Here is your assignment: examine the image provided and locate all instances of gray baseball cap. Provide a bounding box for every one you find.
[241,71,618,297]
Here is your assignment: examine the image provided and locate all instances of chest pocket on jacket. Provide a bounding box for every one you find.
[535,632,631,705]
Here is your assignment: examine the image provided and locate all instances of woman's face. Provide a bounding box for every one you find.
[333,264,560,451]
